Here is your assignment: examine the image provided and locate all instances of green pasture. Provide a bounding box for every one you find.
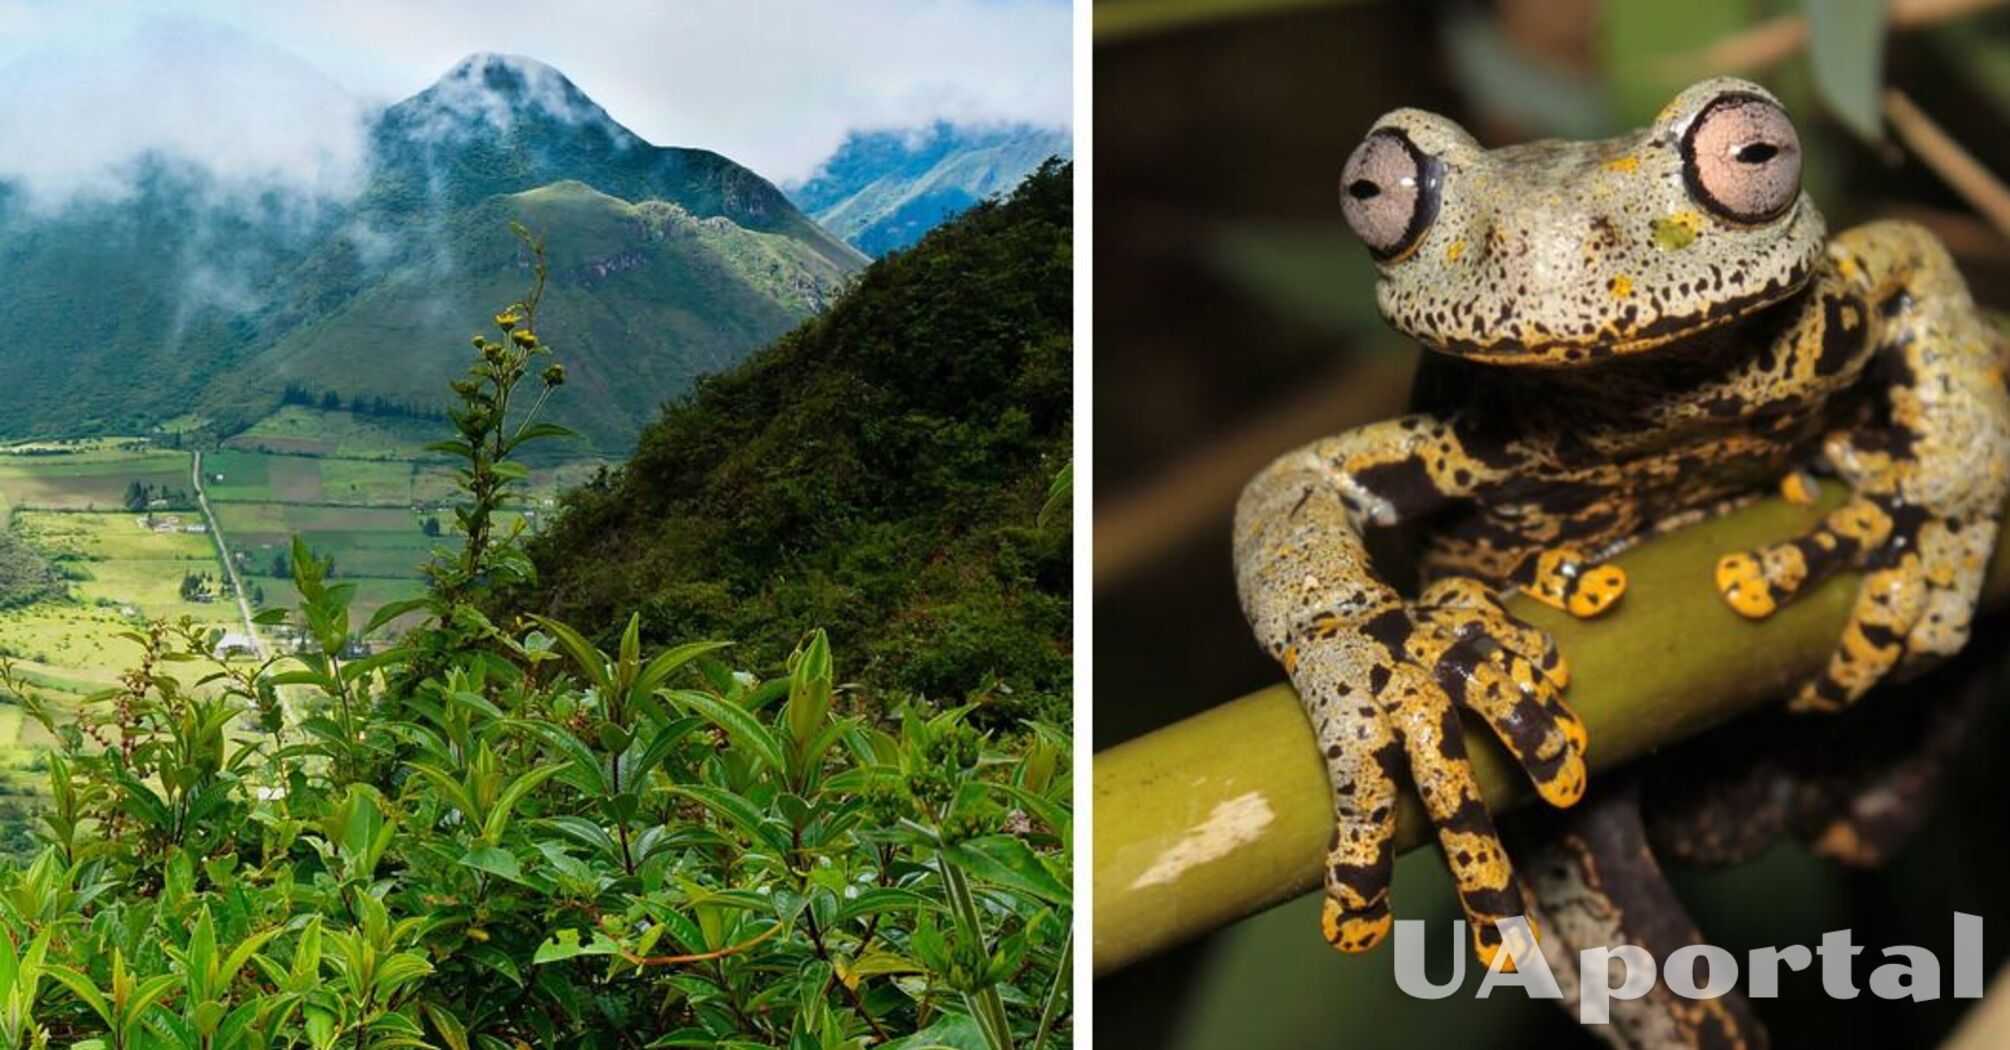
[222,405,443,460]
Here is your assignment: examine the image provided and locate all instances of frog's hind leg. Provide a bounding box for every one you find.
[1516,777,1771,1050]
[1712,221,2010,711]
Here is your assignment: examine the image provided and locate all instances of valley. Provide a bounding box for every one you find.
[0,407,602,746]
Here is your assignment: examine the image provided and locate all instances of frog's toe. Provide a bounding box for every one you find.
[1790,560,1927,713]
[1715,548,1794,618]
[1421,577,1570,685]
[1474,913,1540,973]
[1321,896,1393,953]
[1416,580,1587,804]
[1780,468,1822,506]
[1899,518,1993,665]
[1717,495,1895,619]
[1298,597,1545,963]
[1441,638,1587,806]
[1298,643,1404,954]
[1905,585,1976,664]
[1386,678,1532,967]
[1516,547,1626,618]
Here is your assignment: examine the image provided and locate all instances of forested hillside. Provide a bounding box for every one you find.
[519,161,1073,723]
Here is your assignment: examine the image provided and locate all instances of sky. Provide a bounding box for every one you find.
[0,0,1072,204]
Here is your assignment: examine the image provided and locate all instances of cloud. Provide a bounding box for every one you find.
[0,0,1072,191]
[0,13,371,209]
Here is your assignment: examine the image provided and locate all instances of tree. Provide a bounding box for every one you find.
[421,516,442,537]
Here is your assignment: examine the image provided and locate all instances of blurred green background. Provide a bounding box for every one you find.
[1093,0,2010,1046]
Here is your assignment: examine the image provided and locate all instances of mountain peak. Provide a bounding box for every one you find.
[392,52,632,144]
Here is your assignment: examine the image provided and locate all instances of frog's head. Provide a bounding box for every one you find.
[1339,78,1825,365]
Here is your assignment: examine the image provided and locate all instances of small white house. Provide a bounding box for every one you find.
[214,632,261,659]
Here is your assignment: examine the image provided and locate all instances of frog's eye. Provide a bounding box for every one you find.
[1681,93,1802,224]
[1340,129,1443,261]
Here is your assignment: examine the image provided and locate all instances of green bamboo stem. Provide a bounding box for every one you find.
[1093,488,2010,975]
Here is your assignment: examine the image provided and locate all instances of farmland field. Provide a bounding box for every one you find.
[0,439,190,512]
[223,405,444,460]
[0,417,601,729]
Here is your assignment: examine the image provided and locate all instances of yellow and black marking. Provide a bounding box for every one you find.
[1715,494,1894,622]
[1515,547,1629,618]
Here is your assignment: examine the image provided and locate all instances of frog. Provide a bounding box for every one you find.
[1232,76,2010,971]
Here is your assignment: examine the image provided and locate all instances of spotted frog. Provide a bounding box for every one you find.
[1233,78,2010,967]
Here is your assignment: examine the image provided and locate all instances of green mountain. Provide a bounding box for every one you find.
[0,53,864,453]
[516,161,1072,724]
[786,122,1071,256]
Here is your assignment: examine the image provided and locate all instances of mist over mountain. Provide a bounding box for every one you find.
[786,122,1071,255]
[0,51,863,453]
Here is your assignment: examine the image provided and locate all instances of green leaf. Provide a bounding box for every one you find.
[670,689,786,774]
[461,846,525,884]
[837,887,945,922]
[42,963,113,1028]
[785,630,833,754]
[218,927,283,992]
[465,943,523,987]
[664,784,790,854]
[365,597,432,635]
[539,815,618,858]
[406,762,480,824]
[943,835,1071,906]
[1037,460,1072,529]
[634,640,733,700]
[121,973,181,1039]
[525,615,611,694]
[532,929,622,965]
[481,762,567,845]
[1806,0,1887,142]
[629,716,703,786]
[423,1002,472,1050]
[512,719,609,795]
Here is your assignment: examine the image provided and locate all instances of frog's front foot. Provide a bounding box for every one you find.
[1517,546,1628,617]
[1294,576,1588,965]
[1714,485,1995,711]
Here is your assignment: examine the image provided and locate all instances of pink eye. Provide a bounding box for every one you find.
[1681,93,1802,224]
[1339,129,1442,261]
